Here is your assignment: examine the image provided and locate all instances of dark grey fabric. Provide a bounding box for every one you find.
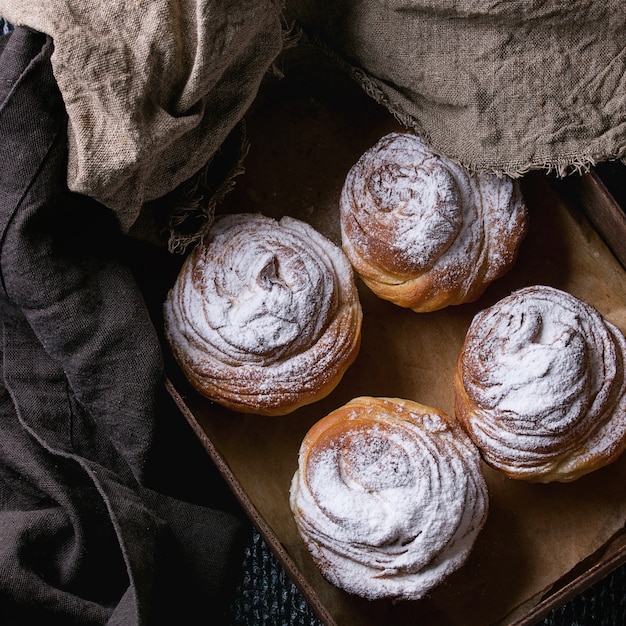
[0,26,245,625]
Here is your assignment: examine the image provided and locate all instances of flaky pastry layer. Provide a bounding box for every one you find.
[455,285,626,482]
[340,132,528,311]
[163,213,362,415]
[290,396,488,600]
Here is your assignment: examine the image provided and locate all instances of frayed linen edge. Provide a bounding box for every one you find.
[268,17,303,80]
[166,125,249,255]
[304,33,626,180]
[165,15,299,254]
[352,66,626,179]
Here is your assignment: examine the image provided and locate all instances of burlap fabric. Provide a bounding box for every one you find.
[0,0,284,243]
[286,1,626,177]
[2,1,626,247]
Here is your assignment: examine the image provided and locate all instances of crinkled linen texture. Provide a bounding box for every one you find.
[0,0,284,237]
[1,1,624,247]
[286,0,626,177]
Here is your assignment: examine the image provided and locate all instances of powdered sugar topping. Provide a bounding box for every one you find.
[290,397,488,600]
[339,132,528,309]
[163,213,362,414]
[195,215,337,362]
[458,285,626,480]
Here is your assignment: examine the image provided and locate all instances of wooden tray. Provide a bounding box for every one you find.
[162,50,626,626]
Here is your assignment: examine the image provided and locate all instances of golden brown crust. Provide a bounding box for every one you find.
[163,213,362,416]
[290,396,488,600]
[454,285,626,482]
[340,132,528,312]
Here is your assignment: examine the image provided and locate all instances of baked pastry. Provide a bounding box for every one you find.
[339,132,528,312]
[290,396,488,601]
[163,213,362,416]
[454,285,626,482]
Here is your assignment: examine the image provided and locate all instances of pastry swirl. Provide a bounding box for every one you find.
[340,132,528,311]
[290,396,488,600]
[163,213,362,415]
[454,285,626,482]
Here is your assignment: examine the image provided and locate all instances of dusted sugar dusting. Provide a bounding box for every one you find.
[289,396,489,601]
[454,285,626,482]
[339,132,528,312]
[163,213,362,415]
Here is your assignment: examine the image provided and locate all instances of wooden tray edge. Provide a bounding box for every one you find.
[165,377,339,626]
[564,170,626,270]
[507,529,626,625]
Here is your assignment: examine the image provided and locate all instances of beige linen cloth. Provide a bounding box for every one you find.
[287,1,626,177]
[2,0,625,245]
[0,0,285,246]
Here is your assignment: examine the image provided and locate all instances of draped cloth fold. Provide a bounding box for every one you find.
[0,26,245,625]
[2,1,624,244]
[0,0,285,239]
[287,0,626,177]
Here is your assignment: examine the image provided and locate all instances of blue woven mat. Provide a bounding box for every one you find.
[226,526,626,626]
